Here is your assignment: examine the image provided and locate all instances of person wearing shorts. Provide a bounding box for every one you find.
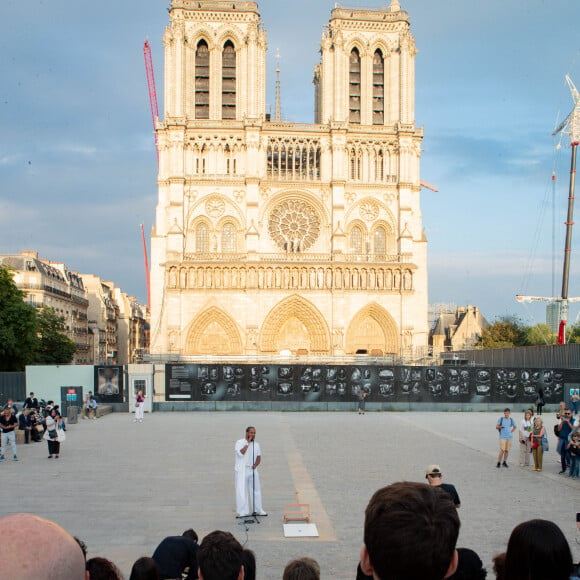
[496,408,516,468]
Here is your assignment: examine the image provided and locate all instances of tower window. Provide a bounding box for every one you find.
[222,41,236,120]
[349,48,361,124]
[195,40,210,119]
[372,50,384,125]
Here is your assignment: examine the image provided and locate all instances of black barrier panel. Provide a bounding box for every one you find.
[94,366,123,403]
[164,364,580,403]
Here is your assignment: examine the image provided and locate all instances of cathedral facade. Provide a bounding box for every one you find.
[149,0,428,358]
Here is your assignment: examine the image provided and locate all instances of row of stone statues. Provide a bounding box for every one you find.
[167,265,413,291]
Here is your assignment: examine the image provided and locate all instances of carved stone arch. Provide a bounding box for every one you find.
[186,193,245,228]
[189,33,215,51]
[345,303,399,355]
[371,41,391,57]
[348,39,369,58]
[215,25,245,50]
[185,306,242,355]
[370,219,396,255]
[259,295,330,354]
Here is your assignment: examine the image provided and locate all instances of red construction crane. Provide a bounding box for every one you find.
[143,39,159,163]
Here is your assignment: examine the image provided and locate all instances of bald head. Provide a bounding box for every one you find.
[0,514,87,580]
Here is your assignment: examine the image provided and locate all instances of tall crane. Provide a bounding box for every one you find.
[143,39,159,164]
[516,75,580,344]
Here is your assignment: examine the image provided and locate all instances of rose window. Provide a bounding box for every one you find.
[268,199,321,252]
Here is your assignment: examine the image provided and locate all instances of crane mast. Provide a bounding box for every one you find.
[517,75,580,344]
[143,39,159,164]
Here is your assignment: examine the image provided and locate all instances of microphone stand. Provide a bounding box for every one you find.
[250,439,261,524]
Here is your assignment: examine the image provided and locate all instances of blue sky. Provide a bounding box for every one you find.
[1,0,579,325]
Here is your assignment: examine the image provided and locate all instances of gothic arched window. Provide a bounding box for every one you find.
[349,48,361,124]
[195,40,210,119]
[372,49,384,125]
[222,41,236,119]
[350,225,364,254]
[196,223,210,253]
[221,223,237,253]
[374,226,387,256]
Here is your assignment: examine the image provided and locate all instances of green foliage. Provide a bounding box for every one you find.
[35,307,76,365]
[476,316,528,349]
[525,323,557,346]
[566,323,580,344]
[0,266,40,371]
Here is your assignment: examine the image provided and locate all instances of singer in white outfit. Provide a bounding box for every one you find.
[234,426,266,517]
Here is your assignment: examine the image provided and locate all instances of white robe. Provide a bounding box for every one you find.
[234,438,263,515]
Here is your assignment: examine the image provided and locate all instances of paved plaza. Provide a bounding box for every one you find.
[0,410,578,578]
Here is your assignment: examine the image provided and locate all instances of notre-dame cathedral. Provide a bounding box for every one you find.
[149,0,428,358]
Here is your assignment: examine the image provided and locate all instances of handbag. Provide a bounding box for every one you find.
[48,429,58,439]
[542,434,549,452]
[35,424,44,433]
[532,440,539,449]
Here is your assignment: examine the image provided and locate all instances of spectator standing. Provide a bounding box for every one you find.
[535,388,545,416]
[496,408,516,468]
[567,431,580,478]
[134,389,145,423]
[531,417,546,472]
[571,390,580,416]
[23,391,38,409]
[0,406,19,461]
[3,398,18,414]
[44,409,66,459]
[556,408,576,474]
[518,410,533,467]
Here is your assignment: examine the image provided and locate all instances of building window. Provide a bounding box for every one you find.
[195,40,210,119]
[222,223,237,253]
[350,226,364,253]
[222,41,236,120]
[374,226,386,256]
[349,48,361,124]
[372,50,384,125]
[196,223,210,252]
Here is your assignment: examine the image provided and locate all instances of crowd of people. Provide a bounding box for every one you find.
[494,404,579,477]
[1,397,579,579]
[0,393,68,461]
[0,479,579,580]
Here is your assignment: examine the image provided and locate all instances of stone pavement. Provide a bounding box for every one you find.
[0,411,578,579]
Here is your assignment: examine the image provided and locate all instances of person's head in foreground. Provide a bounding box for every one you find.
[360,481,460,580]
[503,519,573,580]
[283,556,321,580]
[197,530,243,580]
[447,548,487,580]
[0,513,88,580]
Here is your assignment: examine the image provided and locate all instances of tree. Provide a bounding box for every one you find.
[34,307,76,365]
[525,323,557,346]
[0,266,40,371]
[476,316,528,349]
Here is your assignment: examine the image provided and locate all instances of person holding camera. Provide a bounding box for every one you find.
[557,408,576,474]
